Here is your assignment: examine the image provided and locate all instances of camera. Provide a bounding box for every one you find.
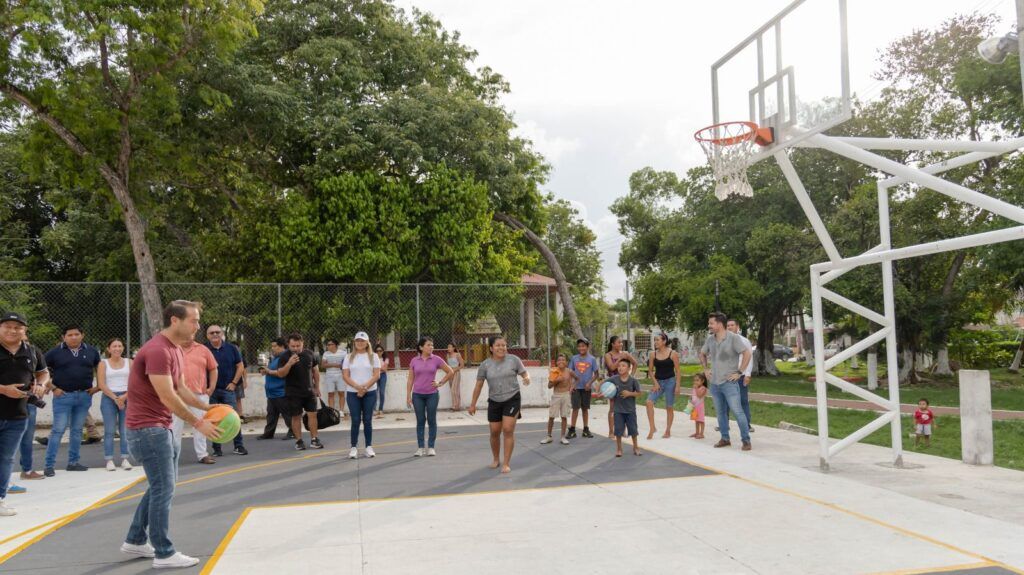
[20,384,46,409]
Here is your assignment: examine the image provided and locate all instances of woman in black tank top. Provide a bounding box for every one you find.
[646,333,680,440]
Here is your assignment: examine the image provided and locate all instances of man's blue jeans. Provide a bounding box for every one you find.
[210,389,244,449]
[125,427,180,559]
[346,390,377,447]
[45,390,92,469]
[412,392,439,449]
[738,376,753,428]
[710,380,750,443]
[0,418,28,499]
[19,403,36,472]
[101,393,130,460]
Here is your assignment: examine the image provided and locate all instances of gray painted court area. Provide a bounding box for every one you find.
[3,422,712,574]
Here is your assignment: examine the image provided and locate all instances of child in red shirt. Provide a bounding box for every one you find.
[914,398,935,447]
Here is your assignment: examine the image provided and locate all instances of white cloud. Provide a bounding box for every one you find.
[514,120,581,164]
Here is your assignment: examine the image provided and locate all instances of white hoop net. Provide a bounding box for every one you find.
[695,122,758,201]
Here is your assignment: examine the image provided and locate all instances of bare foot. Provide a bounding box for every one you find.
[607,433,614,439]
[615,450,623,457]
[696,434,704,439]
[488,460,500,469]
[662,432,671,439]
[634,449,643,456]
[501,465,511,474]
[646,429,656,440]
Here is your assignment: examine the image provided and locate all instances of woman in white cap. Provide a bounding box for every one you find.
[342,332,381,459]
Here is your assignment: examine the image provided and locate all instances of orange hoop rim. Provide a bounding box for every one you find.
[694,121,774,147]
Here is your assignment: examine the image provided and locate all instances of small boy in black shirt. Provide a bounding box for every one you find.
[608,358,642,457]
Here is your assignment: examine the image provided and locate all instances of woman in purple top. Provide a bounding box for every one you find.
[406,336,455,457]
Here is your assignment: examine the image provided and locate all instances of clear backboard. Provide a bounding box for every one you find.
[711,0,850,164]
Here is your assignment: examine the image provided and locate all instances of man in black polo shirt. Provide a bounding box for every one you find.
[0,312,49,517]
[43,324,101,476]
[277,333,323,451]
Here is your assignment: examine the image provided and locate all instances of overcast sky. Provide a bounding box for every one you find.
[396,0,1016,301]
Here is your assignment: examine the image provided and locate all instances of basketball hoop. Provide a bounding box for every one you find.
[694,121,774,200]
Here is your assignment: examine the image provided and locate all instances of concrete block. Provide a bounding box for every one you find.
[958,369,993,466]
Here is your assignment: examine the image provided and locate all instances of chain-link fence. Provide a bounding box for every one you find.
[0,281,564,367]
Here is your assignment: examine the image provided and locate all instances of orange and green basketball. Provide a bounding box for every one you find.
[204,404,241,443]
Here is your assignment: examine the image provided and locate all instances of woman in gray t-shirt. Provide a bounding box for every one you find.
[468,336,531,474]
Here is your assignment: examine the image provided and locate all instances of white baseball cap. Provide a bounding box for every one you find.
[354,331,370,341]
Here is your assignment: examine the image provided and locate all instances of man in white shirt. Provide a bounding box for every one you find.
[727,319,754,433]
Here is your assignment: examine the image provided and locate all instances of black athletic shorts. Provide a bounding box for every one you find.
[571,388,591,410]
[284,395,318,417]
[487,392,522,422]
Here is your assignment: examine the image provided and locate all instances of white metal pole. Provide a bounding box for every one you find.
[1017,0,1024,101]
[878,182,904,467]
[810,269,830,471]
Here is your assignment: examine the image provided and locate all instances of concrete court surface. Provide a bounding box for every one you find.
[0,407,1021,575]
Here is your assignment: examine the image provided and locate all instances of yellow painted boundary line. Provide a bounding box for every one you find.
[639,444,1024,575]
[0,517,64,547]
[0,477,145,565]
[863,561,997,575]
[199,475,709,573]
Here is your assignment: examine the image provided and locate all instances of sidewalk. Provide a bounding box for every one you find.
[749,392,1024,420]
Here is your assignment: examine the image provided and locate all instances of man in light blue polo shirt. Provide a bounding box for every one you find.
[43,325,101,476]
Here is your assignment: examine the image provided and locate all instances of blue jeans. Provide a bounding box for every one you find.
[210,388,244,449]
[0,418,28,499]
[346,390,376,447]
[738,376,752,427]
[710,380,750,443]
[125,427,180,559]
[19,404,36,472]
[647,377,678,408]
[101,393,130,460]
[45,390,93,469]
[412,392,439,448]
[377,373,388,411]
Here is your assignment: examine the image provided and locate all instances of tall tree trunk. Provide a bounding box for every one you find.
[798,311,814,366]
[754,319,779,376]
[1009,338,1024,373]
[898,348,917,385]
[933,346,953,375]
[0,83,164,335]
[494,212,584,341]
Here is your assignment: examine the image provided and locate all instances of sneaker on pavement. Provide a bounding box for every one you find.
[365,446,376,458]
[35,436,48,446]
[295,440,306,451]
[66,463,89,472]
[566,429,577,439]
[121,459,133,470]
[540,436,553,445]
[153,552,199,569]
[20,471,44,480]
[6,485,25,494]
[310,438,324,450]
[120,542,156,558]
[212,449,223,457]
[256,434,274,440]
[106,460,116,471]
[43,467,54,477]
[426,448,436,457]
[0,500,15,516]
[348,447,358,459]
[560,437,570,445]
[233,446,248,456]
[581,428,594,438]
[414,448,424,457]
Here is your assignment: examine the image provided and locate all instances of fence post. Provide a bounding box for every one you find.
[125,283,131,353]
[545,284,551,366]
[276,283,282,336]
[415,284,421,340]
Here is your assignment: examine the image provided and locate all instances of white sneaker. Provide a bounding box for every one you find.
[121,459,133,470]
[106,460,116,471]
[560,437,570,445]
[120,542,155,558]
[540,436,553,445]
[414,448,424,457]
[153,552,199,569]
[427,448,436,457]
[0,500,16,517]
[365,446,376,458]
[348,447,358,459]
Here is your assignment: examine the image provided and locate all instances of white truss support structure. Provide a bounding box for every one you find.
[778,133,1024,471]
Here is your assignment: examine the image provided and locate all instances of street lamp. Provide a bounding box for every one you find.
[977,0,1024,98]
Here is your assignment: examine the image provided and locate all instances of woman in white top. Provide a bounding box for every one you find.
[321,339,346,418]
[342,331,381,459]
[446,343,465,411]
[97,338,131,471]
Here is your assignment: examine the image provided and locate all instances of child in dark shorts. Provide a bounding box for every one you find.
[608,358,642,457]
